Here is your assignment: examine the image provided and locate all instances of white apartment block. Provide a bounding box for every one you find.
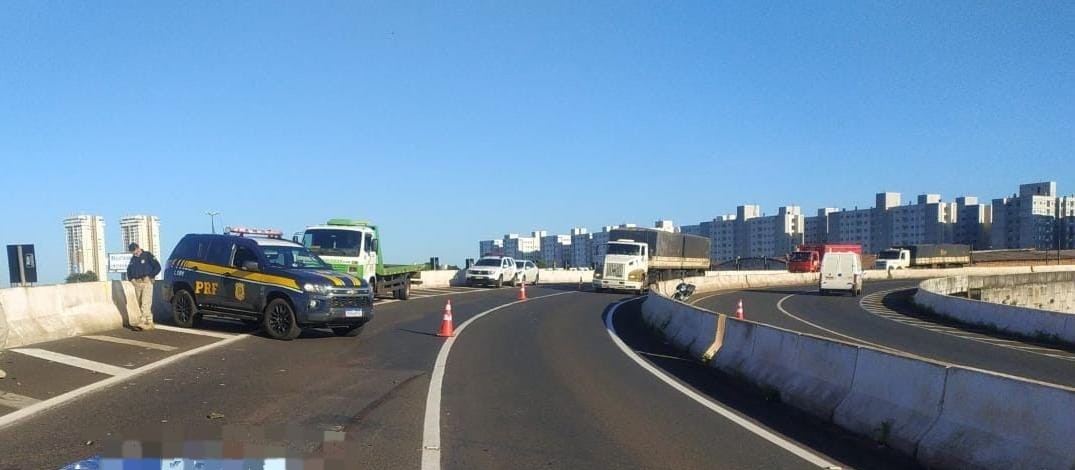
[709,216,737,263]
[570,228,592,268]
[502,232,544,262]
[991,182,1065,250]
[479,239,503,257]
[804,208,840,245]
[540,234,572,268]
[828,208,874,251]
[888,194,956,246]
[955,197,992,250]
[64,215,108,277]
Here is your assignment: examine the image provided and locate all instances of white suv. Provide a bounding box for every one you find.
[466,256,519,288]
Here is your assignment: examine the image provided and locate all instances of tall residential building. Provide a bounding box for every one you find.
[743,206,805,258]
[64,215,107,277]
[590,226,615,265]
[827,193,901,253]
[503,231,544,262]
[804,208,840,245]
[570,228,591,268]
[888,194,957,246]
[954,197,992,249]
[119,215,161,257]
[478,239,503,257]
[540,234,572,268]
[709,215,738,263]
[991,182,1063,250]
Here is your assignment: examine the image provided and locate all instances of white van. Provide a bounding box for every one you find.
[819,252,864,296]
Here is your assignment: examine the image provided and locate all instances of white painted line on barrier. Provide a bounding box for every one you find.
[0,391,40,410]
[0,333,247,430]
[82,335,179,352]
[604,298,839,468]
[420,291,576,470]
[153,324,239,339]
[9,349,132,377]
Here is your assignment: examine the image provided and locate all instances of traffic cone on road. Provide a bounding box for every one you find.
[735,299,745,320]
[437,299,455,337]
[519,281,527,301]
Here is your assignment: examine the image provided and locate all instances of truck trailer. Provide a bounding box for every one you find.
[592,228,710,294]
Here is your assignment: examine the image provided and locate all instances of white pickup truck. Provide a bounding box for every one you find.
[465,256,520,288]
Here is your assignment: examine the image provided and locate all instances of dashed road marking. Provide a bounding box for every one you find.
[858,289,1075,362]
[82,335,179,352]
[0,392,39,410]
[9,349,132,376]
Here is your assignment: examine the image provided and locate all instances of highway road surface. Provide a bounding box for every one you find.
[1,284,916,469]
[692,279,1075,388]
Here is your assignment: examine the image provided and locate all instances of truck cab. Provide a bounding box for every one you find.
[593,240,649,294]
[787,250,819,273]
[875,248,911,270]
[301,219,421,300]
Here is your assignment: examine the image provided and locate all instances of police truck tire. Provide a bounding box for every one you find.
[496,275,503,288]
[171,289,198,328]
[333,323,365,337]
[263,299,301,340]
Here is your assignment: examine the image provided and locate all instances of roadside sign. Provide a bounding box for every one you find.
[109,253,133,273]
[6,244,37,285]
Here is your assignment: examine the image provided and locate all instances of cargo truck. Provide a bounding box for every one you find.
[787,244,862,273]
[300,219,426,300]
[875,244,971,269]
[592,228,710,294]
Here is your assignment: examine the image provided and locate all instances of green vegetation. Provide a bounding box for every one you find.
[65,271,98,283]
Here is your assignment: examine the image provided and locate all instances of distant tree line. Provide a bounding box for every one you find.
[65,271,99,283]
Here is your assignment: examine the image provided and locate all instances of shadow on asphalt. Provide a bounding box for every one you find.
[881,289,1075,353]
[604,299,921,470]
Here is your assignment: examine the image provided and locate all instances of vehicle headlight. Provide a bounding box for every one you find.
[593,271,602,279]
[303,283,330,294]
[627,269,645,281]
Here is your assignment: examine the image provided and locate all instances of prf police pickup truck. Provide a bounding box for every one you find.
[162,228,374,340]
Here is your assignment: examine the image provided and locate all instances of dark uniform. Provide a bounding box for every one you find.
[127,250,161,329]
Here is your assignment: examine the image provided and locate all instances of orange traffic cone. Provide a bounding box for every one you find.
[437,299,455,337]
[519,280,528,300]
[735,299,745,320]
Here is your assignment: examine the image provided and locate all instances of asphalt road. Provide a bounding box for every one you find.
[692,279,1075,387]
[0,283,914,469]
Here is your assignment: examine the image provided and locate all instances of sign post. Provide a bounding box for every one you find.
[6,244,37,287]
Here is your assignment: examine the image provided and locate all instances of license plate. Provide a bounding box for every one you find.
[345,309,364,318]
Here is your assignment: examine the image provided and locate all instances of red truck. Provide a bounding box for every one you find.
[787,244,862,273]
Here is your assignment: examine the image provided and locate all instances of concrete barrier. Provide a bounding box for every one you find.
[0,282,126,349]
[640,274,1075,469]
[915,273,1075,345]
[917,368,1075,469]
[832,348,946,456]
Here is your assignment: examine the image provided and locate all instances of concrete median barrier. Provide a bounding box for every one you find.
[0,282,125,349]
[917,368,1075,470]
[640,274,1075,469]
[832,348,946,456]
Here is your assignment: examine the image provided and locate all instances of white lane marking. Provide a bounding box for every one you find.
[604,299,838,468]
[0,391,40,409]
[0,333,246,430]
[420,291,577,470]
[153,324,239,339]
[82,335,178,352]
[9,349,132,376]
[775,295,905,355]
[856,290,1075,362]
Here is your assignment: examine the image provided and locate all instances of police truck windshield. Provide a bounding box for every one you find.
[474,258,501,267]
[303,229,362,256]
[261,246,332,269]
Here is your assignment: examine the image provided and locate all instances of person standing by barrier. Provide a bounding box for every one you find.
[126,243,161,331]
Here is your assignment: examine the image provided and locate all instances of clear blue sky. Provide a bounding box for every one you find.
[1,1,1072,284]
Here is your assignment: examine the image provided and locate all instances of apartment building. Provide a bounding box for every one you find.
[63,215,108,277]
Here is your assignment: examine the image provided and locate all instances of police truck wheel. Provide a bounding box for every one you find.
[496,275,503,288]
[333,323,366,337]
[171,289,198,328]
[263,299,301,340]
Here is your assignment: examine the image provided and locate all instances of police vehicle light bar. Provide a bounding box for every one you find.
[226,227,283,238]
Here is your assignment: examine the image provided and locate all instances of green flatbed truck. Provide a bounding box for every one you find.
[299,219,425,300]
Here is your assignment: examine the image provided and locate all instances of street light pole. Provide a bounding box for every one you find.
[207,211,220,234]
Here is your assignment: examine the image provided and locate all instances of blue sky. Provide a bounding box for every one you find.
[1,1,1073,284]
